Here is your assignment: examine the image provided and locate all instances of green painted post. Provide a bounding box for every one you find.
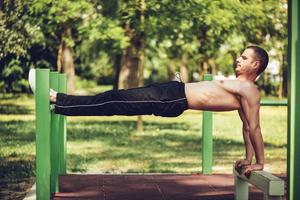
[234,176,248,200]
[50,72,60,193]
[202,74,213,174]
[58,73,67,174]
[35,69,51,200]
[288,0,300,199]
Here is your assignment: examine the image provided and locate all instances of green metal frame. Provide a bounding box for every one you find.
[35,69,51,200]
[202,74,213,174]
[288,0,300,199]
[233,167,285,200]
[50,72,59,193]
[33,17,300,194]
[58,74,67,174]
[35,69,67,200]
[260,100,287,106]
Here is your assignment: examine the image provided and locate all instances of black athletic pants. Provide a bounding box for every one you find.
[54,81,188,117]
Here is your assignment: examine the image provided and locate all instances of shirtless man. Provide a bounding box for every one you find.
[185,46,267,175]
[29,45,268,175]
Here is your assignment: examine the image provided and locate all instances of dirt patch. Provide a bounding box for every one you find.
[0,177,35,200]
[0,156,35,200]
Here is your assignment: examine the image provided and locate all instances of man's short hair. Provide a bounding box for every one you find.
[246,45,269,75]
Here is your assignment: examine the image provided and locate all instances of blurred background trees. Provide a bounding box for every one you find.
[0,0,288,97]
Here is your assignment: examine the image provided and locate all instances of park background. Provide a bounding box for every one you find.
[0,0,288,199]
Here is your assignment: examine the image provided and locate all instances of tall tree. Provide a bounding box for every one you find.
[117,0,146,131]
[0,0,43,92]
[30,0,96,93]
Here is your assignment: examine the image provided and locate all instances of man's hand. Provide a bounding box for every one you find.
[235,159,251,174]
[235,159,251,169]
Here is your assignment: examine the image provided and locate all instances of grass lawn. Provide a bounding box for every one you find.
[0,91,287,199]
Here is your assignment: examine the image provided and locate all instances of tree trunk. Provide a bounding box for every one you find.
[199,60,209,80]
[197,26,210,79]
[118,43,139,89]
[229,50,238,76]
[113,54,122,90]
[208,58,217,75]
[278,52,283,99]
[167,61,175,80]
[62,45,75,94]
[118,0,146,132]
[57,43,63,72]
[57,26,75,94]
[136,0,146,132]
[180,54,189,83]
[282,53,288,97]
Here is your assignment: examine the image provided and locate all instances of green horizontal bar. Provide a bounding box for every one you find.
[260,100,288,106]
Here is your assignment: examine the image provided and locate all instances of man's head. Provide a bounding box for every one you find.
[235,45,269,77]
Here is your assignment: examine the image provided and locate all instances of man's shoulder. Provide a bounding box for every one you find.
[238,81,260,102]
[218,79,257,90]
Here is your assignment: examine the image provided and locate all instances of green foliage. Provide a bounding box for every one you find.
[0,0,288,95]
[1,59,29,93]
[0,0,30,58]
[0,0,43,92]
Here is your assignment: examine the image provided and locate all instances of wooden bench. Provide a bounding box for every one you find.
[233,167,285,200]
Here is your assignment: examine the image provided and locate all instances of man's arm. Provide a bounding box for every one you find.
[216,80,264,172]
[238,86,264,172]
[235,109,254,168]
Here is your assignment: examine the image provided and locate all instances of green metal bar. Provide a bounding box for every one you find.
[288,0,300,199]
[35,69,51,200]
[233,167,284,200]
[202,74,213,174]
[233,168,284,196]
[260,100,288,106]
[264,195,281,200]
[50,72,59,193]
[234,176,248,200]
[58,73,67,174]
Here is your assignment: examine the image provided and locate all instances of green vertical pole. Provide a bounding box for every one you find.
[35,69,51,200]
[234,176,248,200]
[58,73,67,174]
[288,0,300,199]
[202,74,213,174]
[50,72,59,193]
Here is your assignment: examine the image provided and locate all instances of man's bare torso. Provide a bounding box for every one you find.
[185,80,250,111]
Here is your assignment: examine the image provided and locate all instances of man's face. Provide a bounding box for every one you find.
[235,48,258,76]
